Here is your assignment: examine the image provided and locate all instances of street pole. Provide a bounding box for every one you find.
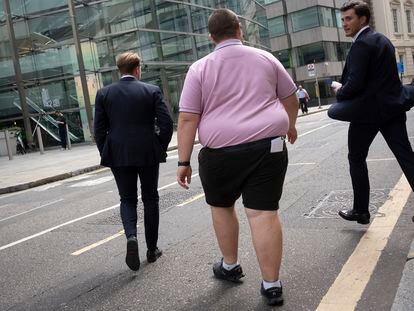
[314,60,322,109]
[67,0,94,141]
[3,0,33,147]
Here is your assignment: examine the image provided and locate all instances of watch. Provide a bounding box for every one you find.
[178,161,191,167]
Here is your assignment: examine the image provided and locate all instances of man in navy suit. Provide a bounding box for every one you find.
[94,52,173,271]
[333,1,414,224]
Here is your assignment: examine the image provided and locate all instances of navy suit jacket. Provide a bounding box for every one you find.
[94,77,173,167]
[337,28,404,123]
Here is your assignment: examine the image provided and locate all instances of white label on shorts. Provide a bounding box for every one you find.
[270,137,284,153]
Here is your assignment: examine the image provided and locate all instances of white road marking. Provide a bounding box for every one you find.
[66,175,91,182]
[0,204,10,209]
[177,193,205,207]
[288,162,316,166]
[34,183,63,191]
[0,199,64,223]
[72,230,125,256]
[366,158,396,162]
[0,204,119,251]
[69,176,114,187]
[298,122,339,138]
[70,174,201,255]
[316,175,411,311]
[0,174,199,252]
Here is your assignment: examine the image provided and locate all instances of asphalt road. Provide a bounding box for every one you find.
[0,110,413,310]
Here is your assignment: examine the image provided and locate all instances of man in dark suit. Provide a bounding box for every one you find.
[333,1,414,224]
[94,52,173,271]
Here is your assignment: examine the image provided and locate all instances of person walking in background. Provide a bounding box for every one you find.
[94,52,173,271]
[176,9,298,306]
[296,85,310,114]
[55,111,67,150]
[331,1,414,224]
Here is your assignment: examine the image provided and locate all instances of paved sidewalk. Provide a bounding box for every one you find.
[0,105,327,195]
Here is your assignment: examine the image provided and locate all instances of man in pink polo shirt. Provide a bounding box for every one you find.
[176,9,298,306]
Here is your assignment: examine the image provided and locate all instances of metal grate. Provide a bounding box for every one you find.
[304,189,390,219]
[89,186,205,225]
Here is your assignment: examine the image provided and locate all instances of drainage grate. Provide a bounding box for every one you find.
[89,186,205,225]
[304,189,390,219]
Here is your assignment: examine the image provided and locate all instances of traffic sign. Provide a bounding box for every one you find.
[307,63,315,77]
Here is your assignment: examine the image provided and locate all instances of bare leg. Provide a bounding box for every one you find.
[245,208,283,281]
[211,206,239,264]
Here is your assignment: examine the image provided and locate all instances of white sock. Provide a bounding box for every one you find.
[262,279,282,289]
[222,260,238,271]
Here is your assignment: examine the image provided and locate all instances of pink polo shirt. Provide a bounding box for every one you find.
[179,39,297,148]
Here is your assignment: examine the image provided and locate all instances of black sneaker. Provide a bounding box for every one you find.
[147,247,162,263]
[212,258,245,283]
[260,282,284,306]
[125,236,140,271]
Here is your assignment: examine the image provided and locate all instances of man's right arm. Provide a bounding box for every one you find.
[176,112,200,189]
[93,90,108,154]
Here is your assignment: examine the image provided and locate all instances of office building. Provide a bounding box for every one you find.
[0,0,269,147]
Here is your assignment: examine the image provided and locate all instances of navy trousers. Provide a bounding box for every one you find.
[348,113,414,213]
[111,165,160,251]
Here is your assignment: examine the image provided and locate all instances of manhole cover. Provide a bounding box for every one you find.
[89,186,205,225]
[304,189,390,219]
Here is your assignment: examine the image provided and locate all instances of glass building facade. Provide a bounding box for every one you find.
[266,1,352,106]
[0,0,269,147]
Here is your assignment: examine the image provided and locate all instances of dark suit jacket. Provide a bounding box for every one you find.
[337,27,404,123]
[94,77,173,167]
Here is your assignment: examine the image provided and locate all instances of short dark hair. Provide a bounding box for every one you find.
[341,0,371,24]
[116,52,141,75]
[208,9,240,41]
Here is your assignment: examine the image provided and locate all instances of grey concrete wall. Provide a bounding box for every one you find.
[266,1,285,19]
[295,61,343,81]
[286,0,335,13]
[270,35,290,51]
[290,27,340,47]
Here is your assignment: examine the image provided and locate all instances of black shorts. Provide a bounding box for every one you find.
[198,137,288,211]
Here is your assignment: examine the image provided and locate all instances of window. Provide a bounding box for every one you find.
[291,7,336,32]
[319,7,335,27]
[406,10,412,33]
[273,49,291,68]
[268,16,286,37]
[291,7,319,32]
[393,9,399,32]
[335,9,342,28]
[296,42,325,66]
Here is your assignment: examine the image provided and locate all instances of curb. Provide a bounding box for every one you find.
[0,145,180,195]
[0,165,104,195]
[0,108,328,195]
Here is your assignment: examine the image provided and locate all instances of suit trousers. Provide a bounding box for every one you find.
[348,113,414,213]
[111,165,160,250]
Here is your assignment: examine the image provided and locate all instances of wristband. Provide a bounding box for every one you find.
[178,161,191,167]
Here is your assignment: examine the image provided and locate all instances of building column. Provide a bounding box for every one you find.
[68,0,94,141]
[149,0,172,113]
[3,0,33,146]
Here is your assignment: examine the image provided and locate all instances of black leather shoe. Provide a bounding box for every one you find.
[125,236,140,271]
[338,209,370,224]
[147,247,163,263]
[260,282,284,306]
[213,258,245,283]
